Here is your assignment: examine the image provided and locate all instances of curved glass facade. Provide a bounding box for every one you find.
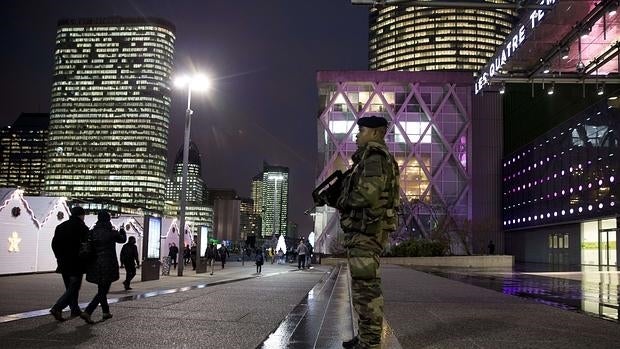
[369,3,514,71]
[503,99,619,230]
[44,18,176,212]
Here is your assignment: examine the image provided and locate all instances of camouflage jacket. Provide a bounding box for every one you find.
[337,140,400,254]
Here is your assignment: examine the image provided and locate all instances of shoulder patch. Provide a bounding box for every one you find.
[363,155,383,177]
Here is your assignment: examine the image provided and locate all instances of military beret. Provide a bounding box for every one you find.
[357,116,388,128]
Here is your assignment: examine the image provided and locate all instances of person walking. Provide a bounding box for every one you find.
[205,243,217,275]
[120,236,140,291]
[296,239,308,270]
[316,116,400,349]
[168,242,179,270]
[190,243,197,270]
[80,211,127,324]
[184,244,191,265]
[277,248,284,265]
[49,206,89,321]
[219,244,230,269]
[255,249,264,274]
[488,240,496,255]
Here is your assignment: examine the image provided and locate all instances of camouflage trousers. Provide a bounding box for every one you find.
[348,248,383,349]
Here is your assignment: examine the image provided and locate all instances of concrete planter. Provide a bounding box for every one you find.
[322,255,514,268]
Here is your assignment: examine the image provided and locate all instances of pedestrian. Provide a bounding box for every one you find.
[80,210,127,324]
[205,243,217,275]
[219,244,230,269]
[305,241,313,268]
[120,236,140,291]
[317,116,400,349]
[49,206,89,322]
[488,240,496,255]
[184,244,191,265]
[255,249,264,274]
[190,243,197,270]
[269,248,275,264]
[296,239,308,270]
[168,242,179,270]
[277,248,284,265]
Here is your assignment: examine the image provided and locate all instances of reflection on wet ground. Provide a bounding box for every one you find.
[412,263,620,322]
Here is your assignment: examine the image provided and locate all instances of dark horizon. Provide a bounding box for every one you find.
[1,1,370,234]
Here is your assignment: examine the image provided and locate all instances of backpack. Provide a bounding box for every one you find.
[255,253,264,263]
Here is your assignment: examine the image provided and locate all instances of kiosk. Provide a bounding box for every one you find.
[195,226,209,273]
[141,215,162,281]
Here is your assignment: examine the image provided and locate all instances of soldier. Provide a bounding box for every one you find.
[335,115,400,349]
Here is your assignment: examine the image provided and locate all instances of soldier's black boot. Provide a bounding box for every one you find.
[342,336,359,348]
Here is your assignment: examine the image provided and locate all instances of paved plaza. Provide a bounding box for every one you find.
[0,261,619,348]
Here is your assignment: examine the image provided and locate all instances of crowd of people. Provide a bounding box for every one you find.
[50,208,316,325]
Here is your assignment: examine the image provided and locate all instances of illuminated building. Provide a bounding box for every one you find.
[240,197,259,241]
[503,98,619,267]
[165,142,204,203]
[261,163,289,237]
[251,173,262,214]
[0,113,49,195]
[44,17,176,212]
[316,70,503,254]
[369,3,514,71]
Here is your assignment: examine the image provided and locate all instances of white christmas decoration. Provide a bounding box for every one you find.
[8,232,21,252]
[276,234,287,253]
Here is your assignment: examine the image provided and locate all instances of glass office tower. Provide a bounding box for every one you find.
[165,142,205,203]
[369,3,514,71]
[261,164,289,237]
[0,113,49,195]
[44,17,176,212]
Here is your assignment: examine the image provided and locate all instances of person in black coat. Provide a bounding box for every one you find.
[49,206,89,322]
[219,245,230,269]
[205,243,217,275]
[120,236,140,291]
[80,210,126,324]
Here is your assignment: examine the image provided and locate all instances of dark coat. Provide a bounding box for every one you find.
[51,216,89,275]
[86,223,127,285]
[120,242,140,268]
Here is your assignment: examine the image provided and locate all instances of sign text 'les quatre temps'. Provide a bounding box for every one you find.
[475,0,559,94]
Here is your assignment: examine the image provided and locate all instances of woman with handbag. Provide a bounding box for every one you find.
[80,210,127,324]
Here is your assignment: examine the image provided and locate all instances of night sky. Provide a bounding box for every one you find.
[1,1,370,234]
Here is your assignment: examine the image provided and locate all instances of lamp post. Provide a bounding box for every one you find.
[174,74,210,276]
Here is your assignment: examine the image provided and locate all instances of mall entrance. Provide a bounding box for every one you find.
[581,218,618,267]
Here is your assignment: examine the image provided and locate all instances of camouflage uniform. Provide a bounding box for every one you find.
[337,140,400,349]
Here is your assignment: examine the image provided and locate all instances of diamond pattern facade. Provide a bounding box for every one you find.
[315,71,474,252]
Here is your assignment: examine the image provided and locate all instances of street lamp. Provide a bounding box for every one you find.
[173,73,211,276]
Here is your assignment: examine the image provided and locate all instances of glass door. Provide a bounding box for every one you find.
[599,218,617,267]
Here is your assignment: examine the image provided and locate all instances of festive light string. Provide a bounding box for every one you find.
[0,189,69,230]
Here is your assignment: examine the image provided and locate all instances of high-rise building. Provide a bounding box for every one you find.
[239,197,260,242]
[213,198,240,242]
[165,142,205,203]
[44,17,176,212]
[368,4,514,71]
[0,113,49,195]
[205,188,237,206]
[251,173,262,214]
[261,163,289,237]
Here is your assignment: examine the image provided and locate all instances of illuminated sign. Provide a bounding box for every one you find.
[8,232,21,252]
[475,0,559,94]
[146,217,161,259]
[199,226,208,257]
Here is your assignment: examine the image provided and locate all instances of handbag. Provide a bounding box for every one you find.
[79,233,95,263]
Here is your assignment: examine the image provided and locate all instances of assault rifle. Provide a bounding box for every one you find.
[305,169,352,214]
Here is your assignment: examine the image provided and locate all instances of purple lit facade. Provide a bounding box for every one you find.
[504,98,619,266]
[314,71,503,254]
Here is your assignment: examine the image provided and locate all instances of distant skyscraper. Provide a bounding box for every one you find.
[0,113,49,195]
[213,198,240,242]
[261,163,289,237]
[165,142,205,203]
[205,188,237,206]
[44,17,176,212]
[239,197,260,241]
[368,4,514,71]
[251,173,262,215]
